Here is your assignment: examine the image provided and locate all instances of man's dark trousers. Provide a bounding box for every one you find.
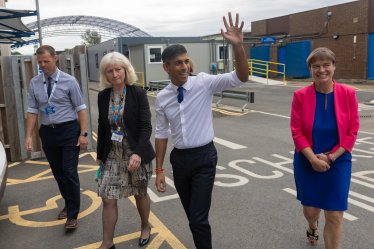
[170,141,217,249]
[39,120,81,219]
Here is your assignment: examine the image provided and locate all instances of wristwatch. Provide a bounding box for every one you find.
[80,132,88,137]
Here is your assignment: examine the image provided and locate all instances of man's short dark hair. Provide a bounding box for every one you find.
[36,45,56,58]
[161,44,187,65]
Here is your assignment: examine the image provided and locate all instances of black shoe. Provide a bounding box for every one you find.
[139,225,151,247]
[109,245,115,249]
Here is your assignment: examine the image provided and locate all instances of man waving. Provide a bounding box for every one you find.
[155,13,248,248]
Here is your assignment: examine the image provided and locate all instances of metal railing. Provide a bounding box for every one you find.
[234,59,286,84]
[214,90,255,111]
[134,72,145,89]
[148,80,170,92]
[248,59,285,84]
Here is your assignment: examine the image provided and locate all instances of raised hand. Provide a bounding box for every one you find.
[221,12,244,46]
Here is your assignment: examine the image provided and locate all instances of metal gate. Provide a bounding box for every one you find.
[0,45,93,162]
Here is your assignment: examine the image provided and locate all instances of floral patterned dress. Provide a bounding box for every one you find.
[98,92,152,199]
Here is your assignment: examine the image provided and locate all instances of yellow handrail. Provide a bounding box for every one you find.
[247,59,286,83]
[234,59,286,83]
[134,72,145,89]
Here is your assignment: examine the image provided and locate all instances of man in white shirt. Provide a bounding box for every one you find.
[155,13,249,248]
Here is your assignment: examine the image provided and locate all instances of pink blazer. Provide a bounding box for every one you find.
[291,80,359,154]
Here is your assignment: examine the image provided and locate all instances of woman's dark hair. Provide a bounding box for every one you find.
[162,44,187,65]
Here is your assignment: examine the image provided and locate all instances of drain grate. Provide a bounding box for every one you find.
[359,115,372,118]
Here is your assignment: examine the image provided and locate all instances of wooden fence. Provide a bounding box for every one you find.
[0,45,93,162]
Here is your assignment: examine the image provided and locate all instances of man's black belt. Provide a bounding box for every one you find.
[43,120,76,129]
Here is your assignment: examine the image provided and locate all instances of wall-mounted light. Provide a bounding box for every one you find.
[114,40,116,46]
[333,33,339,39]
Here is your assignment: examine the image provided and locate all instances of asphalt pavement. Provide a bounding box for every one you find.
[0,81,374,248]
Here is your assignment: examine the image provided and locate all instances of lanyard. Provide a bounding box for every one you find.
[111,86,126,129]
[43,69,61,106]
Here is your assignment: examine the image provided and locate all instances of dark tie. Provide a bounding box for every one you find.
[47,77,52,98]
[177,87,184,103]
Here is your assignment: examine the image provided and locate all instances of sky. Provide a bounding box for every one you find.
[7,0,356,54]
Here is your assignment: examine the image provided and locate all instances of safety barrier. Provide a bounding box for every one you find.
[0,141,8,203]
[214,90,254,111]
[234,59,286,84]
[148,80,171,92]
[134,72,145,89]
[248,59,285,84]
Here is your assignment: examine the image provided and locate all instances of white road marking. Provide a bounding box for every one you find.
[148,175,179,203]
[358,131,374,135]
[355,137,374,145]
[213,137,247,150]
[216,166,226,170]
[228,159,284,179]
[349,191,374,204]
[352,154,373,158]
[348,198,374,213]
[352,148,374,155]
[249,110,290,119]
[352,171,374,183]
[214,174,249,187]
[351,178,374,189]
[253,155,294,174]
[282,188,358,221]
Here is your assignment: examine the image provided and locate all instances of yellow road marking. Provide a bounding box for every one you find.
[7,153,99,186]
[8,162,20,168]
[0,190,101,227]
[344,84,361,90]
[75,196,186,249]
[211,107,246,116]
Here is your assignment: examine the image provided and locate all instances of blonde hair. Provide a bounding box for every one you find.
[99,52,138,88]
[189,58,194,74]
[307,47,336,68]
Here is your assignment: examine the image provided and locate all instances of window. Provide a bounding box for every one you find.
[95,53,98,68]
[148,46,163,64]
[217,45,230,60]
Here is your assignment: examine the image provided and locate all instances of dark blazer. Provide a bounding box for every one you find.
[96,85,155,164]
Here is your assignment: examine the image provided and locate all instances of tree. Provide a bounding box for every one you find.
[81,29,101,47]
[11,51,22,55]
[64,48,70,51]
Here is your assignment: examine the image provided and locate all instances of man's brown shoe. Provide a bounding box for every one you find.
[64,218,78,229]
[58,207,67,219]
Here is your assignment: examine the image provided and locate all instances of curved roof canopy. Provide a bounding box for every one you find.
[0,7,36,44]
[25,15,152,41]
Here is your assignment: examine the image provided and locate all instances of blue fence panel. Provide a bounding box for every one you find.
[278,47,286,76]
[250,45,270,76]
[286,41,310,77]
[368,34,374,79]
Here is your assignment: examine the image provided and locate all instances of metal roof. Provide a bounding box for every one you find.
[0,7,36,45]
[25,15,152,41]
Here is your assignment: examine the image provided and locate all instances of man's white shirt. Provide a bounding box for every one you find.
[155,70,246,149]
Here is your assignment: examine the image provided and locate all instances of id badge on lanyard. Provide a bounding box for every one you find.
[111,132,123,142]
[110,87,126,143]
[43,70,61,115]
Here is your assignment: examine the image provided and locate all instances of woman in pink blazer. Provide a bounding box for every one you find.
[290,47,359,249]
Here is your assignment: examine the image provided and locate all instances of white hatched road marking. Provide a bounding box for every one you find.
[213,137,247,149]
[282,188,358,221]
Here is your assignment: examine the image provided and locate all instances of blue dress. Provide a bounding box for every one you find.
[293,90,352,211]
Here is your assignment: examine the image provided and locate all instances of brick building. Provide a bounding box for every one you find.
[243,0,374,80]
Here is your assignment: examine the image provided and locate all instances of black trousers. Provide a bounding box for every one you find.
[170,141,217,249]
[39,120,81,219]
